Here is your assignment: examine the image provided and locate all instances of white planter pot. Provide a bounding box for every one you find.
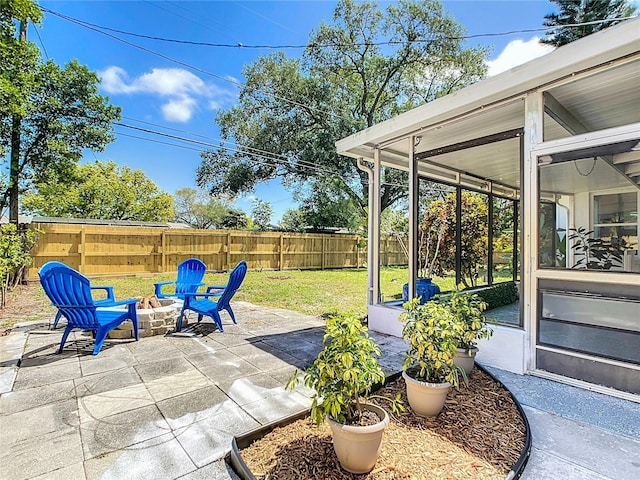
[453,346,478,376]
[326,403,389,474]
[403,370,451,417]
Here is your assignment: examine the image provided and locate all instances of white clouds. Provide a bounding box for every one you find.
[99,66,236,123]
[137,68,206,96]
[162,95,197,122]
[486,37,555,77]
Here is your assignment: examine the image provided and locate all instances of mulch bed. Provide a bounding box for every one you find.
[239,368,526,479]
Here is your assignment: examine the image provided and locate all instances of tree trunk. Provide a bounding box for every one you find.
[9,21,28,224]
[9,115,21,224]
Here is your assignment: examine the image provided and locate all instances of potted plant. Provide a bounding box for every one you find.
[287,315,399,474]
[400,298,467,417]
[569,226,630,270]
[445,291,493,375]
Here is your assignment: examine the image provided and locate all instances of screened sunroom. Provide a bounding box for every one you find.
[336,18,640,399]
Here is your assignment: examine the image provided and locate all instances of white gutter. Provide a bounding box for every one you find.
[356,157,375,306]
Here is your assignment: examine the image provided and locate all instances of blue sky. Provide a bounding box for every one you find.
[29,0,562,222]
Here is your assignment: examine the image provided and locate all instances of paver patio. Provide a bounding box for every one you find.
[1,302,638,479]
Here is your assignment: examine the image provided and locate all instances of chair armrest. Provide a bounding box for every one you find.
[205,285,225,293]
[187,282,206,291]
[91,285,116,301]
[182,292,223,299]
[154,281,175,297]
[110,298,139,307]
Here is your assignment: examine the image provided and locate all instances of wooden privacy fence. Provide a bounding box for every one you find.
[26,223,408,279]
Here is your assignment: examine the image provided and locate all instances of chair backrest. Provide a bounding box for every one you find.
[175,258,207,295]
[39,262,99,329]
[217,261,247,310]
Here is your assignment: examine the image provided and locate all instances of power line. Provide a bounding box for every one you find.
[121,115,318,170]
[115,131,203,152]
[33,26,49,59]
[38,7,639,49]
[115,122,336,177]
[117,119,411,190]
[118,118,325,173]
[40,7,345,122]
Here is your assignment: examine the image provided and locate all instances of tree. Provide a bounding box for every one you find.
[279,209,306,232]
[197,0,488,216]
[541,0,637,47]
[420,191,488,288]
[0,223,37,307]
[220,208,249,230]
[298,179,363,232]
[22,160,174,221]
[251,199,273,230]
[1,0,121,222]
[173,187,232,229]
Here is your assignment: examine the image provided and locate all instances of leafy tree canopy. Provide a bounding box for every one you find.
[541,0,637,47]
[219,208,249,230]
[251,198,273,230]
[197,0,488,220]
[1,0,121,222]
[297,178,363,232]
[22,160,174,222]
[279,208,306,232]
[421,191,488,288]
[173,187,235,229]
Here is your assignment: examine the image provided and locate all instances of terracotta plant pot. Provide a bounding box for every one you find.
[326,403,389,474]
[453,346,478,376]
[402,370,451,417]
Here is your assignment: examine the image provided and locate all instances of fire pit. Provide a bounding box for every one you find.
[107,295,187,339]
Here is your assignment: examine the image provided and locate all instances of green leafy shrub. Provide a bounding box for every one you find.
[400,298,466,386]
[287,315,388,425]
[442,291,493,351]
[0,224,38,307]
[469,281,519,310]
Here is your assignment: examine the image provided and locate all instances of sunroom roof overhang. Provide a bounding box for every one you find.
[336,18,640,190]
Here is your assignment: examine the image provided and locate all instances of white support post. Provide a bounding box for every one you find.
[408,135,418,300]
[523,91,544,373]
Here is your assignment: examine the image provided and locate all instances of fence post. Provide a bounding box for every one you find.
[226,231,231,271]
[161,230,167,273]
[321,236,326,270]
[79,226,86,273]
[279,232,284,271]
[384,237,389,266]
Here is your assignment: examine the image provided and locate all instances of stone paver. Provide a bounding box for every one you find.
[0,301,638,480]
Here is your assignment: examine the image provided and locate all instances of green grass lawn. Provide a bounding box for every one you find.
[30,266,515,321]
[89,268,383,319]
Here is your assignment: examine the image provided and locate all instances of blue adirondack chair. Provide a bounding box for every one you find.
[40,262,121,329]
[177,260,247,332]
[39,262,139,355]
[154,258,207,300]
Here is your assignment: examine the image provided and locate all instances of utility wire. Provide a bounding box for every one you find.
[33,26,49,59]
[119,118,326,173]
[121,115,320,171]
[115,131,204,152]
[40,7,345,122]
[116,122,339,178]
[40,5,638,144]
[119,124,408,193]
[39,7,638,49]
